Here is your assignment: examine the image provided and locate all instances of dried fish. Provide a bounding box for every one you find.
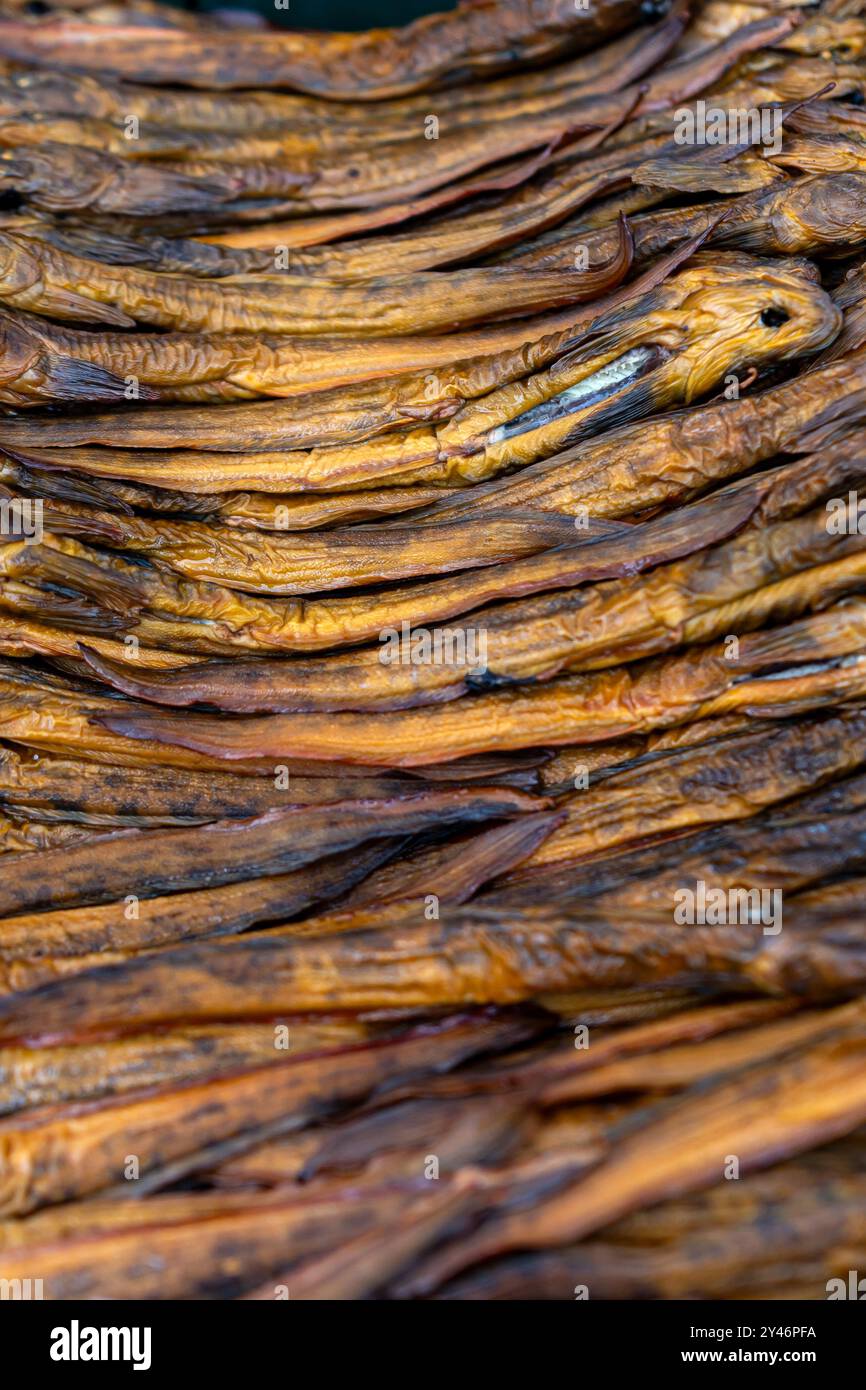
[2,0,864,1306]
[0,1,652,97]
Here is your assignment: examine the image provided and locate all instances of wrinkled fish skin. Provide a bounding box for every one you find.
[4,0,866,1308]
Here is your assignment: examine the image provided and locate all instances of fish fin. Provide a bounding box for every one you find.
[556,373,661,448]
[78,644,197,704]
[43,353,159,403]
[33,289,136,329]
[9,542,144,617]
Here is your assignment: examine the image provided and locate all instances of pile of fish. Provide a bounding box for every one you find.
[1,0,866,1301]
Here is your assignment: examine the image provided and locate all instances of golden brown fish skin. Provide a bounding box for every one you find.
[0,891,863,1044]
[0,1181,476,1299]
[399,1020,866,1295]
[383,997,800,1102]
[419,265,839,485]
[501,699,866,875]
[88,167,654,276]
[427,349,866,523]
[242,813,563,942]
[769,130,866,179]
[1,4,863,1302]
[0,816,552,971]
[56,511,580,596]
[0,1011,537,1215]
[0,14,682,131]
[0,810,104,854]
[436,1163,866,1298]
[0,142,267,217]
[0,659,417,773]
[0,230,634,336]
[537,1005,859,1105]
[28,485,748,673]
[497,184,735,267]
[156,111,623,219]
[0,0,650,97]
[715,168,866,255]
[0,844,402,965]
[0,611,208,674]
[0,785,544,918]
[0,306,592,407]
[260,1182,487,1301]
[0,1193,386,1298]
[133,55,800,268]
[217,1089,530,1188]
[0,261,837,491]
[775,10,866,60]
[0,226,718,412]
[494,764,866,906]
[631,145,784,197]
[814,258,866,365]
[0,250,638,408]
[65,485,842,709]
[0,814,562,992]
[534,711,763,792]
[0,116,615,220]
[0,744,433,823]
[0,465,461,533]
[0,1018,382,1116]
[0,14,680,171]
[94,633,866,770]
[83,496,866,738]
[160,15,796,259]
[201,144,658,270]
[2,454,403,533]
[544,51,860,158]
[511,172,866,271]
[0,110,211,158]
[10,10,784,142]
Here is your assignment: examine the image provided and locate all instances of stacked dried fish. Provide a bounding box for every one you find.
[1,0,866,1302]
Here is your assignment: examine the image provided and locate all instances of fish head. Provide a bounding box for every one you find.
[674,263,842,401]
[781,171,866,251]
[0,144,109,211]
[0,308,41,385]
[0,69,115,120]
[780,18,866,63]
[769,132,866,177]
[712,172,866,254]
[450,260,838,459]
[0,232,42,296]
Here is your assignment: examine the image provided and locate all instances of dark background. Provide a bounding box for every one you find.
[192,0,452,30]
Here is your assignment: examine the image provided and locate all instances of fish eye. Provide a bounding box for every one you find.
[761,308,790,328]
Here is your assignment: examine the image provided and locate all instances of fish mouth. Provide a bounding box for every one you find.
[487,344,669,444]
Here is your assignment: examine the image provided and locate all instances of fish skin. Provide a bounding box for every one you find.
[0,1011,537,1215]
[82,501,866,735]
[0,262,837,490]
[0,1,651,97]
[0,224,724,409]
[0,896,862,1043]
[398,1020,866,1295]
[0,785,544,917]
